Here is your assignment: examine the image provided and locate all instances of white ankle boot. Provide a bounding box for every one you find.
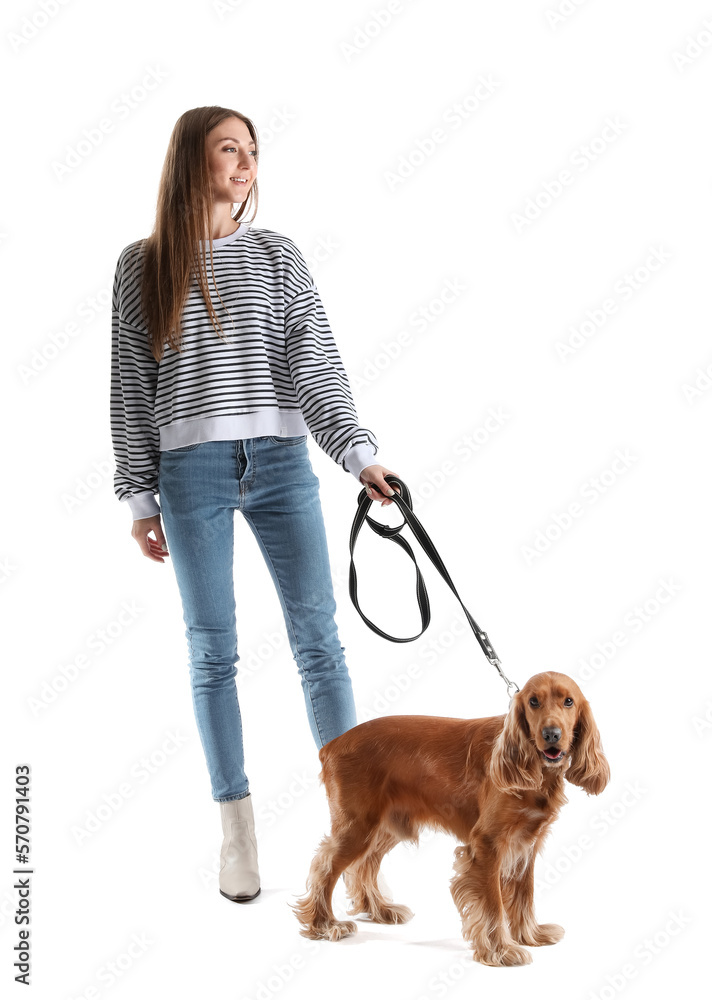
[219,794,261,902]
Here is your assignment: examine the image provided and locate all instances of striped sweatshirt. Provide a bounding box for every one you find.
[110,222,379,519]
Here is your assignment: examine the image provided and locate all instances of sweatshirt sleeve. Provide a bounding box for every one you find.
[283,243,379,480]
[110,244,162,520]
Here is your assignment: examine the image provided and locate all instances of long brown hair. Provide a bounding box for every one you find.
[138,106,259,361]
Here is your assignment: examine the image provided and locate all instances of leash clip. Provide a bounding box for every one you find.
[489,656,520,703]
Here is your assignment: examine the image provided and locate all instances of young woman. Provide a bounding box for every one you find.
[110,106,399,903]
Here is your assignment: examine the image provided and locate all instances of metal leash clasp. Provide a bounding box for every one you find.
[489,657,520,705]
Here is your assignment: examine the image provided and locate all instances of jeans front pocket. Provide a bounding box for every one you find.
[267,435,307,446]
[168,442,203,453]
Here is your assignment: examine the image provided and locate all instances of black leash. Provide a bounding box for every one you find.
[349,474,519,699]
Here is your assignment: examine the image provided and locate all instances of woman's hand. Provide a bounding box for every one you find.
[131,514,170,563]
[359,465,401,506]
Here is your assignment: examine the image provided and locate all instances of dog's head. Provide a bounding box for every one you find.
[490,671,610,796]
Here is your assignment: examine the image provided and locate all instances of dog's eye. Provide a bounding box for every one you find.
[529,698,539,708]
[564,697,574,707]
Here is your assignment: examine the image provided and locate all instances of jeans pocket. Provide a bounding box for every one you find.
[168,442,202,453]
[267,435,307,446]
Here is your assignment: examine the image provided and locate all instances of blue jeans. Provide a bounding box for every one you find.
[158,436,358,802]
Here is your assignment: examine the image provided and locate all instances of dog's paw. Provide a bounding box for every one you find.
[370,902,414,925]
[327,920,358,941]
[325,919,358,941]
[475,942,533,967]
[297,918,357,942]
[528,922,565,946]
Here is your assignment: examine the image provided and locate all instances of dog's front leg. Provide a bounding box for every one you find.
[450,841,532,966]
[501,857,564,947]
[291,831,359,942]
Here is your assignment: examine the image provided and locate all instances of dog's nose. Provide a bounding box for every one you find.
[542,727,561,744]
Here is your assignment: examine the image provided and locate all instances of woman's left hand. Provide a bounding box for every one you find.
[359,465,401,506]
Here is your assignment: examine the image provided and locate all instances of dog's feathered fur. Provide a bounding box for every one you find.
[291,671,609,966]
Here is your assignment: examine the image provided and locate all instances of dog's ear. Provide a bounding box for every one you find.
[490,691,542,793]
[565,696,610,795]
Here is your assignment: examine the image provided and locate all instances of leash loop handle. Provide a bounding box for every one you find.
[349,474,520,695]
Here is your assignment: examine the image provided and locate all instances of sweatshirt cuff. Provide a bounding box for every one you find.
[124,492,161,520]
[343,442,378,482]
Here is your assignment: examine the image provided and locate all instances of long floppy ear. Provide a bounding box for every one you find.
[490,691,541,793]
[565,696,610,795]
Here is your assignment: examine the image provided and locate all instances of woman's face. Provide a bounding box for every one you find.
[206,116,257,208]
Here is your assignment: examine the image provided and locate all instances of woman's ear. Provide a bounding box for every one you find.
[490,691,542,793]
[565,697,610,795]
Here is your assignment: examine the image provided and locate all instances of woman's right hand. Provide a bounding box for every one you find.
[132,514,170,563]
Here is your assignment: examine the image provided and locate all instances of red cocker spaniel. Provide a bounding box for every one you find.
[292,671,609,966]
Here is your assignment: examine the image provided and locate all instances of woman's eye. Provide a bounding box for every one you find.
[564,697,574,707]
[529,698,539,708]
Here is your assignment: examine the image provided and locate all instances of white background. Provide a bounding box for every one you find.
[3,0,710,996]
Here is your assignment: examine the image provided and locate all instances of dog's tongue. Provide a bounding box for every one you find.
[544,748,561,759]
